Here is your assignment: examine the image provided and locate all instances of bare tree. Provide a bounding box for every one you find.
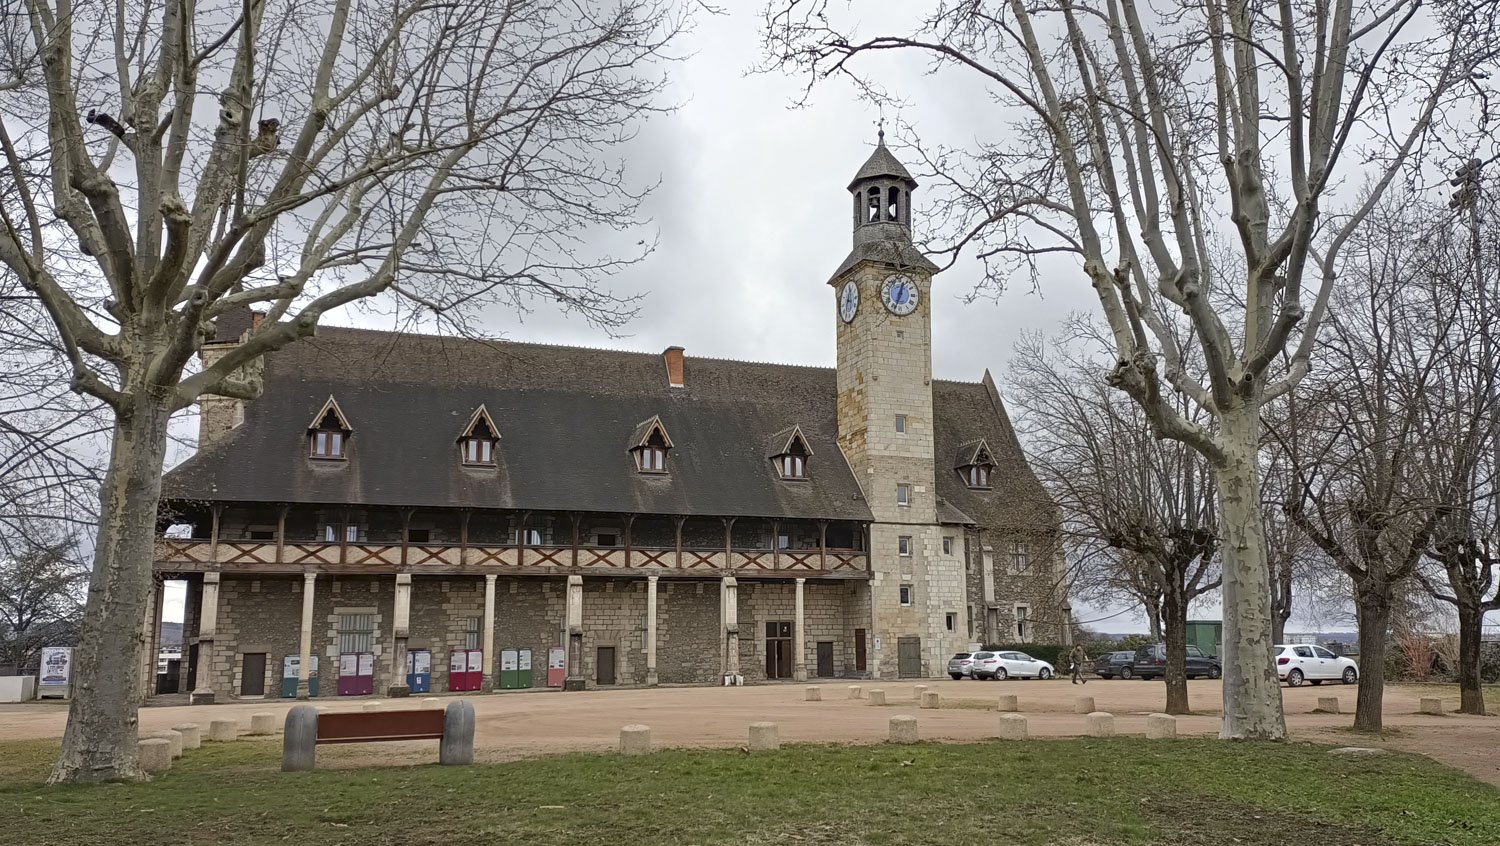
[0,525,87,673]
[2,0,688,782]
[764,0,1498,738]
[1010,330,1220,714]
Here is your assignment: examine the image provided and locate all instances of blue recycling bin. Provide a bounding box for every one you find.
[406,650,432,693]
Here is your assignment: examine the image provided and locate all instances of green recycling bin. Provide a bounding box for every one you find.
[500,648,534,689]
[280,654,320,697]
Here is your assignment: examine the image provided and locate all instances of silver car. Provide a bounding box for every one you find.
[947,652,975,679]
[972,650,1056,680]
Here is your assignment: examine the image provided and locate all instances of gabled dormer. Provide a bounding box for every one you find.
[459,405,500,466]
[955,438,995,489]
[768,425,813,481]
[308,396,352,460]
[629,415,673,474]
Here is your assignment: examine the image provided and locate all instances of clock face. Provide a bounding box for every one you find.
[881,274,919,316]
[838,281,860,323]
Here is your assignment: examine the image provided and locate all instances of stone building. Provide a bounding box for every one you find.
[149,137,1067,702]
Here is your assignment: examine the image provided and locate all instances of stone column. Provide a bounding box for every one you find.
[722,576,740,681]
[481,574,497,691]
[297,572,317,699]
[141,577,164,702]
[1060,602,1074,648]
[867,577,881,680]
[177,580,198,694]
[645,576,659,686]
[190,573,221,705]
[388,573,412,697]
[564,574,585,690]
[793,577,807,682]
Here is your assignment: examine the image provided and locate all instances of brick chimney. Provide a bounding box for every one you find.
[197,309,265,450]
[663,346,685,388]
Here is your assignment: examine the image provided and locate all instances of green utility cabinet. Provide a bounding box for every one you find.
[1186,621,1224,658]
[499,648,534,689]
[281,655,321,697]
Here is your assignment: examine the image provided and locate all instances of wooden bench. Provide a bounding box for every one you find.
[282,701,474,771]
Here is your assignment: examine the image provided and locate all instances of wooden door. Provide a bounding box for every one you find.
[765,621,793,679]
[896,637,922,678]
[240,653,267,696]
[816,642,834,678]
[854,629,867,673]
[596,646,616,685]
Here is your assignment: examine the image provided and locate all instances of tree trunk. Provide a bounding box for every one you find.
[1270,561,1293,645]
[1162,586,1190,715]
[1455,600,1487,716]
[1215,404,1287,739]
[48,392,173,783]
[1352,577,1392,732]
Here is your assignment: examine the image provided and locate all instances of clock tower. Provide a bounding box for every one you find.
[831,133,963,679]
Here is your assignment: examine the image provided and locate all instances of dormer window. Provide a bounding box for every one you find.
[458,405,500,466]
[307,397,352,460]
[966,464,991,489]
[956,439,996,490]
[630,415,673,475]
[769,425,813,481]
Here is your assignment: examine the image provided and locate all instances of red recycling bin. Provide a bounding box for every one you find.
[448,649,483,692]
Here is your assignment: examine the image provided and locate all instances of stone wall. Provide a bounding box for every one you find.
[578,579,649,687]
[657,579,722,684]
[409,577,485,690]
[735,580,850,682]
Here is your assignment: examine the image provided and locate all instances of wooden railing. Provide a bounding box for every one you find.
[153,538,868,578]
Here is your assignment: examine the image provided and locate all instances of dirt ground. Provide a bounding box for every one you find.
[4,678,1496,785]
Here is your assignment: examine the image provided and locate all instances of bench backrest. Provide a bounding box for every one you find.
[316,709,445,744]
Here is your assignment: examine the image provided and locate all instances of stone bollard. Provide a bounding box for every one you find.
[1074,695,1096,714]
[440,700,476,766]
[207,719,239,742]
[248,712,277,736]
[867,689,887,706]
[748,722,781,752]
[997,713,1029,740]
[282,705,319,772]
[138,738,173,774]
[172,723,201,750]
[1315,697,1341,714]
[847,685,863,700]
[1085,711,1115,737]
[913,684,928,701]
[423,697,442,709]
[920,691,941,710]
[1420,697,1445,716]
[997,694,1019,713]
[145,730,184,759]
[1145,713,1177,739]
[619,724,652,756]
[805,686,822,702]
[363,701,383,712]
[889,715,919,744]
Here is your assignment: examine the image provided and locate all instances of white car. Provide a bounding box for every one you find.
[947,652,975,679]
[1274,644,1359,687]
[971,650,1056,680]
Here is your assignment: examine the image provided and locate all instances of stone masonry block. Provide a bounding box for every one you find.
[805,686,822,701]
[913,684,928,700]
[1145,713,1177,739]
[172,723,201,750]
[748,722,780,752]
[868,689,886,706]
[1085,711,1115,737]
[1315,697,1341,714]
[1419,697,1445,715]
[1074,695,1095,714]
[920,691,940,709]
[363,701,383,712]
[207,719,239,742]
[889,715,919,744]
[847,685,863,699]
[138,738,172,774]
[248,712,277,736]
[620,724,652,756]
[423,697,442,709]
[997,713,1028,740]
[997,694,1019,712]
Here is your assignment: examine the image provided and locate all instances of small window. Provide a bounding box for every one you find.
[308,397,352,459]
[898,536,912,556]
[248,529,275,541]
[458,405,500,465]
[1013,605,1031,641]
[1009,541,1031,574]
[323,524,359,543]
[637,445,667,472]
[896,484,911,507]
[311,429,344,458]
[464,616,481,651]
[631,416,673,474]
[899,584,913,606]
[407,529,431,544]
[942,536,953,555]
[595,532,618,547]
[515,528,541,546]
[966,464,991,488]
[771,426,813,480]
[780,454,805,479]
[945,612,956,632]
[895,414,907,433]
[462,437,494,464]
[777,534,791,550]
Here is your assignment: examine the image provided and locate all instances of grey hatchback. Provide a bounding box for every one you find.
[1092,650,1137,679]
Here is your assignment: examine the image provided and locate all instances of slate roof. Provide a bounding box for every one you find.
[848,140,918,190]
[164,327,1054,529]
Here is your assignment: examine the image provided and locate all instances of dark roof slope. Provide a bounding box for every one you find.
[848,142,917,190]
[931,373,1059,534]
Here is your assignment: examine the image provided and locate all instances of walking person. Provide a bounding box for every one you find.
[1069,644,1089,685]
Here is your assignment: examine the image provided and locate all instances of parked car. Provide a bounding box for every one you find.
[972,650,1056,680]
[1132,644,1222,680]
[1092,650,1137,679]
[947,652,975,680]
[1274,644,1359,686]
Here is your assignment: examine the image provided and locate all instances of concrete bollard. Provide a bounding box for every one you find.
[144,730,184,759]
[619,724,652,756]
[889,715,919,744]
[363,701,383,712]
[1315,697,1341,714]
[172,723,201,750]
[1074,695,1096,714]
[207,719,239,742]
[913,684,928,701]
[847,685,863,699]
[1145,713,1177,739]
[748,722,780,752]
[1085,711,1116,737]
[440,700,476,766]
[138,738,173,774]
[997,694,1019,713]
[282,705,319,772]
[1420,697,1445,716]
[805,686,822,702]
[868,689,886,706]
[423,697,442,709]
[248,712,277,736]
[997,713,1029,740]
[920,691,941,709]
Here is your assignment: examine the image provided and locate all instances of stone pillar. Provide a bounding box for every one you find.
[721,576,740,681]
[564,575,585,690]
[793,577,807,682]
[388,573,412,697]
[177,581,198,694]
[1060,602,1074,647]
[141,577,163,702]
[645,576,660,686]
[297,572,317,699]
[866,576,881,680]
[190,573,221,705]
[481,574,498,691]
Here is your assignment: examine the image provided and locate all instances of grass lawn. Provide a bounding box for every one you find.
[4,737,1498,846]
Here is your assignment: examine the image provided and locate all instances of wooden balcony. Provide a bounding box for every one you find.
[153,538,870,579]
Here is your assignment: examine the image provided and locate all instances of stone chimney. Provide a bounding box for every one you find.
[663,346,685,389]
[197,309,263,450]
